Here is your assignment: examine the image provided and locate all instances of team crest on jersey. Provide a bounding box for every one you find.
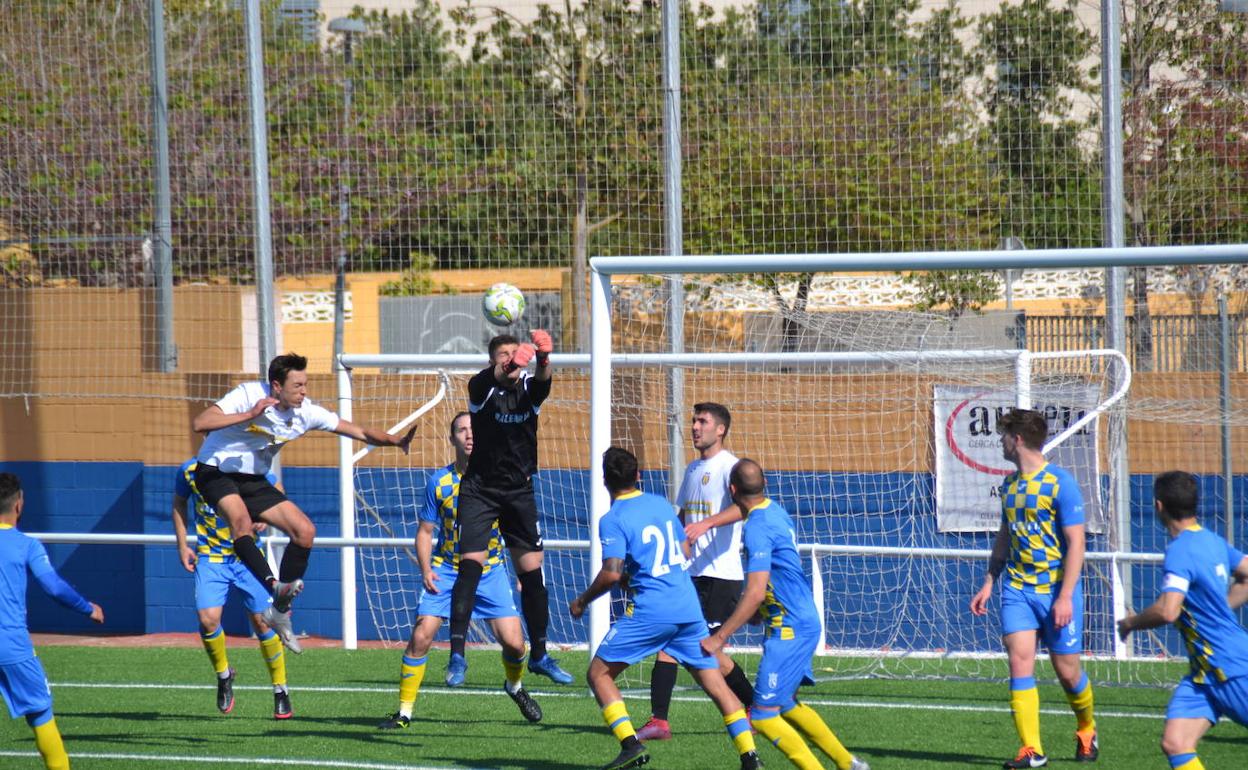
[701,472,710,486]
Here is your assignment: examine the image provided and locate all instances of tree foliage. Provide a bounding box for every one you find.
[0,0,1244,307]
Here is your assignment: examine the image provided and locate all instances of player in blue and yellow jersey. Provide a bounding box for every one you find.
[376,412,542,730]
[570,447,762,770]
[1118,471,1248,770]
[970,408,1097,768]
[172,460,293,719]
[0,472,104,770]
[704,459,870,770]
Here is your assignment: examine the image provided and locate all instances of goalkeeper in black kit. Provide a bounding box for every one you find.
[444,329,574,685]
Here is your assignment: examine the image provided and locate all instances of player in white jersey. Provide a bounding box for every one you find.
[191,353,415,648]
[636,402,755,742]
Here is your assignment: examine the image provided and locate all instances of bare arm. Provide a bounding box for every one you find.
[685,502,744,542]
[415,521,438,593]
[172,495,195,573]
[333,419,415,453]
[191,400,276,434]
[1059,523,1087,600]
[704,570,769,654]
[1118,590,1185,638]
[1051,522,1086,628]
[569,558,624,617]
[1228,555,1248,610]
[970,520,1010,616]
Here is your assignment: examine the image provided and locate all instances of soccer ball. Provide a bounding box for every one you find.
[482,282,526,326]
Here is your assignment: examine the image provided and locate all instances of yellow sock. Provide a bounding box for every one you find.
[399,655,427,717]
[752,712,822,770]
[1064,673,1095,732]
[1009,678,1043,754]
[1169,752,1204,770]
[200,627,229,675]
[723,708,757,755]
[502,651,525,690]
[784,702,855,770]
[32,717,70,770]
[258,630,286,687]
[602,700,636,743]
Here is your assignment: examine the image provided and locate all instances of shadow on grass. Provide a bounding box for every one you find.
[854,746,1001,766]
[420,753,590,770]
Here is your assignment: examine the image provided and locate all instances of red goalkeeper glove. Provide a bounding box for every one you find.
[531,329,552,366]
[506,342,536,372]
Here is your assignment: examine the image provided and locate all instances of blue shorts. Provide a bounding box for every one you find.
[0,657,53,719]
[1000,584,1084,655]
[195,558,273,614]
[417,562,518,620]
[595,616,718,670]
[753,627,817,713]
[1167,674,1248,727]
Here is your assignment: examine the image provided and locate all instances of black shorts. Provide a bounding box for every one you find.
[192,463,287,520]
[693,575,743,631]
[456,473,543,554]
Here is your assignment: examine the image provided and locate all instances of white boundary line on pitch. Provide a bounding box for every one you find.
[0,750,485,770]
[52,681,1168,721]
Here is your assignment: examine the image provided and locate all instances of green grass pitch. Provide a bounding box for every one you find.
[1,646,1245,768]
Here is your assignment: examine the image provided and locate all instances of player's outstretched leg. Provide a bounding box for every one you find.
[199,623,235,713]
[636,656,676,741]
[494,618,541,722]
[1055,662,1097,763]
[27,709,69,770]
[784,702,869,770]
[588,657,650,769]
[516,561,573,685]
[687,665,763,770]
[380,616,441,729]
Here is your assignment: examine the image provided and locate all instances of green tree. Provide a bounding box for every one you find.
[977,0,1100,253]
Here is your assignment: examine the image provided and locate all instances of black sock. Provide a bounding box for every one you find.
[725,662,753,708]
[449,559,484,658]
[650,660,679,720]
[278,543,311,583]
[233,535,275,587]
[517,567,550,660]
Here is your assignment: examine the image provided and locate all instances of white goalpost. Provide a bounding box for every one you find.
[335,245,1247,685]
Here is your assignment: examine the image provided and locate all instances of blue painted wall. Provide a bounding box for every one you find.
[6,461,1245,654]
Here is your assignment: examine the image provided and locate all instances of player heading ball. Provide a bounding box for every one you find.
[191,353,415,651]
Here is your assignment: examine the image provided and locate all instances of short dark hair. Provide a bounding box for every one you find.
[0,473,22,514]
[1155,470,1199,520]
[268,353,308,388]
[693,402,731,436]
[488,334,520,359]
[603,446,639,494]
[996,408,1047,450]
[450,411,470,435]
[729,458,765,497]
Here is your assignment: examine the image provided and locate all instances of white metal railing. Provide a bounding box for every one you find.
[30,532,1163,657]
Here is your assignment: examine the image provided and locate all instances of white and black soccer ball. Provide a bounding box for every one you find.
[482,282,526,327]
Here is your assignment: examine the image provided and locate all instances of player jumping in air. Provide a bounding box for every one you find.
[570,447,762,770]
[704,459,870,770]
[970,408,1098,768]
[0,472,104,770]
[192,353,414,653]
[1117,470,1248,770]
[376,412,542,729]
[445,332,573,686]
[173,459,293,719]
[638,402,754,741]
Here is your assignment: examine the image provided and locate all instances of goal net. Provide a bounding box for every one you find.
[343,268,1198,687]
